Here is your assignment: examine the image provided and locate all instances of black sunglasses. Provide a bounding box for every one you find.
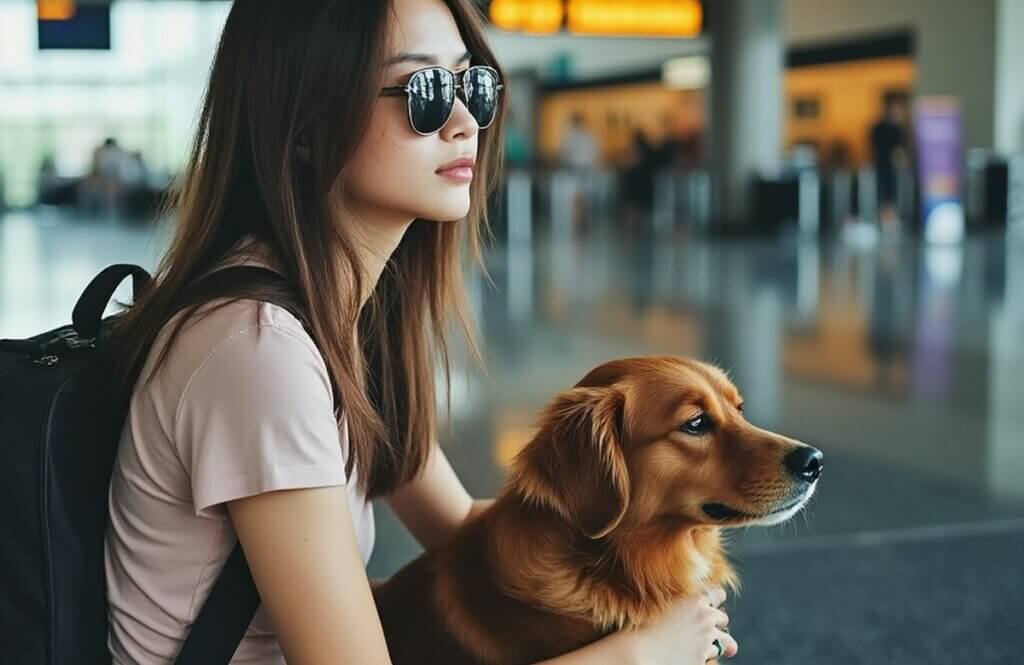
[380,65,503,136]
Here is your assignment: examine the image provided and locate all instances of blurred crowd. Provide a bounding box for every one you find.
[38,138,166,219]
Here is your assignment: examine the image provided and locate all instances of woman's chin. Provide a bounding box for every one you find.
[424,204,470,223]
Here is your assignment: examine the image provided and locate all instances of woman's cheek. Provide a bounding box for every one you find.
[345,113,469,222]
[346,130,412,210]
[375,139,469,221]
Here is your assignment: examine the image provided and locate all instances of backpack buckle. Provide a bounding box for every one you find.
[64,336,97,349]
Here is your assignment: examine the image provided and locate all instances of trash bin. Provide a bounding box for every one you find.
[752,169,820,234]
[965,149,1008,229]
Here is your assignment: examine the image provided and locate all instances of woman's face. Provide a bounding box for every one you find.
[345,0,480,227]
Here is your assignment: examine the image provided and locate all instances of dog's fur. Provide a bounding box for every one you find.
[373,357,820,664]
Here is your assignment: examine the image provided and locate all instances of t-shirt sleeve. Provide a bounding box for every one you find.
[173,323,347,518]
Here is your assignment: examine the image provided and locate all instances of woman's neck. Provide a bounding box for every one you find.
[346,203,415,308]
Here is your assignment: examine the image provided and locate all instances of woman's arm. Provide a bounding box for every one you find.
[386,442,493,549]
[539,590,740,665]
[467,496,496,520]
[229,485,393,665]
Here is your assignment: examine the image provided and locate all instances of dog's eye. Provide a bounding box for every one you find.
[737,403,744,413]
[680,414,713,435]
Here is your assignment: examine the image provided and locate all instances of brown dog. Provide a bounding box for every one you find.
[373,356,823,664]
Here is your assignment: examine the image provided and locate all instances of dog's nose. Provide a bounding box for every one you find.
[784,446,823,483]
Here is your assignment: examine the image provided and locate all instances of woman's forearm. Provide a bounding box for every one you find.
[533,631,635,665]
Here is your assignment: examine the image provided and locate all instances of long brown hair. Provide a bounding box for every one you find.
[112,0,506,499]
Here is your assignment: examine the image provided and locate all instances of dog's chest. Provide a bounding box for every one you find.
[691,550,713,585]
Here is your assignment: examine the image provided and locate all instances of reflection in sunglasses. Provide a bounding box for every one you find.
[410,70,457,104]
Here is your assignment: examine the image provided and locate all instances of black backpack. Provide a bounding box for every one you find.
[0,263,298,665]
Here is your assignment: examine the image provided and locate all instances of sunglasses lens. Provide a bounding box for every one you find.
[408,67,456,134]
[463,67,500,129]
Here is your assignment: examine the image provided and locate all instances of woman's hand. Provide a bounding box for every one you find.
[533,586,738,665]
[618,586,738,665]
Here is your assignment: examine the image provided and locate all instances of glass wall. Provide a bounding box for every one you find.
[0,0,231,207]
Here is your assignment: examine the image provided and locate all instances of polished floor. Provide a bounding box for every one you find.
[2,208,1022,664]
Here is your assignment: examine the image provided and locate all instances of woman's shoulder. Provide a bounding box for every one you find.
[145,243,319,394]
[166,234,315,364]
[170,296,318,370]
[140,297,324,413]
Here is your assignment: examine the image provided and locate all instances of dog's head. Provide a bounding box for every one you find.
[510,356,823,539]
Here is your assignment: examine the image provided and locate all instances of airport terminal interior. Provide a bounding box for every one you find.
[1,1,1023,663]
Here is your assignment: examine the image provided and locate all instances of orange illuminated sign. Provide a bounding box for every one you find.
[490,0,703,38]
[490,0,564,34]
[37,0,76,21]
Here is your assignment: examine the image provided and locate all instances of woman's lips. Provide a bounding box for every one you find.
[437,166,473,182]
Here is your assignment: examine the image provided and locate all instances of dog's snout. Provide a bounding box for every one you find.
[784,446,823,483]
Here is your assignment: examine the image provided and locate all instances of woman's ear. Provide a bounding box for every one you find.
[509,386,629,539]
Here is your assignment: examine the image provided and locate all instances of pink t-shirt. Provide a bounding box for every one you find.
[104,240,375,664]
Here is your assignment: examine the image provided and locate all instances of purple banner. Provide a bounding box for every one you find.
[913,97,965,243]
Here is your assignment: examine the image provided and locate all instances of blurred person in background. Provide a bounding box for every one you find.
[37,155,68,206]
[96,137,127,215]
[75,140,161,218]
[104,0,737,664]
[559,111,598,171]
[559,112,600,229]
[79,137,127,216]
[651,112,692,172]
[869,96,908,233]
[119,150,148,190]
[620,128,657,226]
[119,150,157,218]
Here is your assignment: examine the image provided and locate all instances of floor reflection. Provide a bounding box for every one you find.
[3,209,1021,664]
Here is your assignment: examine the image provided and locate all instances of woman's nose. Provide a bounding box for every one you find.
[440,94,478,141]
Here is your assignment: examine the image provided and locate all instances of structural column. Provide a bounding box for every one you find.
[708,0,784,228]
[994,0,1024,155]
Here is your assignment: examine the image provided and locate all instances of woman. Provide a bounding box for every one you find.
[105,1,739,663]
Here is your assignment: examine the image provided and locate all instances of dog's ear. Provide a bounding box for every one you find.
[510,386,629,539]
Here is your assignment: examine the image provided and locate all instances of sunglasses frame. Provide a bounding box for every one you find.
[380,64,504,136]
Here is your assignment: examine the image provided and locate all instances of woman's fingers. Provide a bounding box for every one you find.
[701,587,735,661]
[705,631,739,661]
[720,632,739,658]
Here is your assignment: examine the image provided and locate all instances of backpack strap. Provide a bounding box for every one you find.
[174,542,259,665]
[72,264,151,340]
[171,265,313,665]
